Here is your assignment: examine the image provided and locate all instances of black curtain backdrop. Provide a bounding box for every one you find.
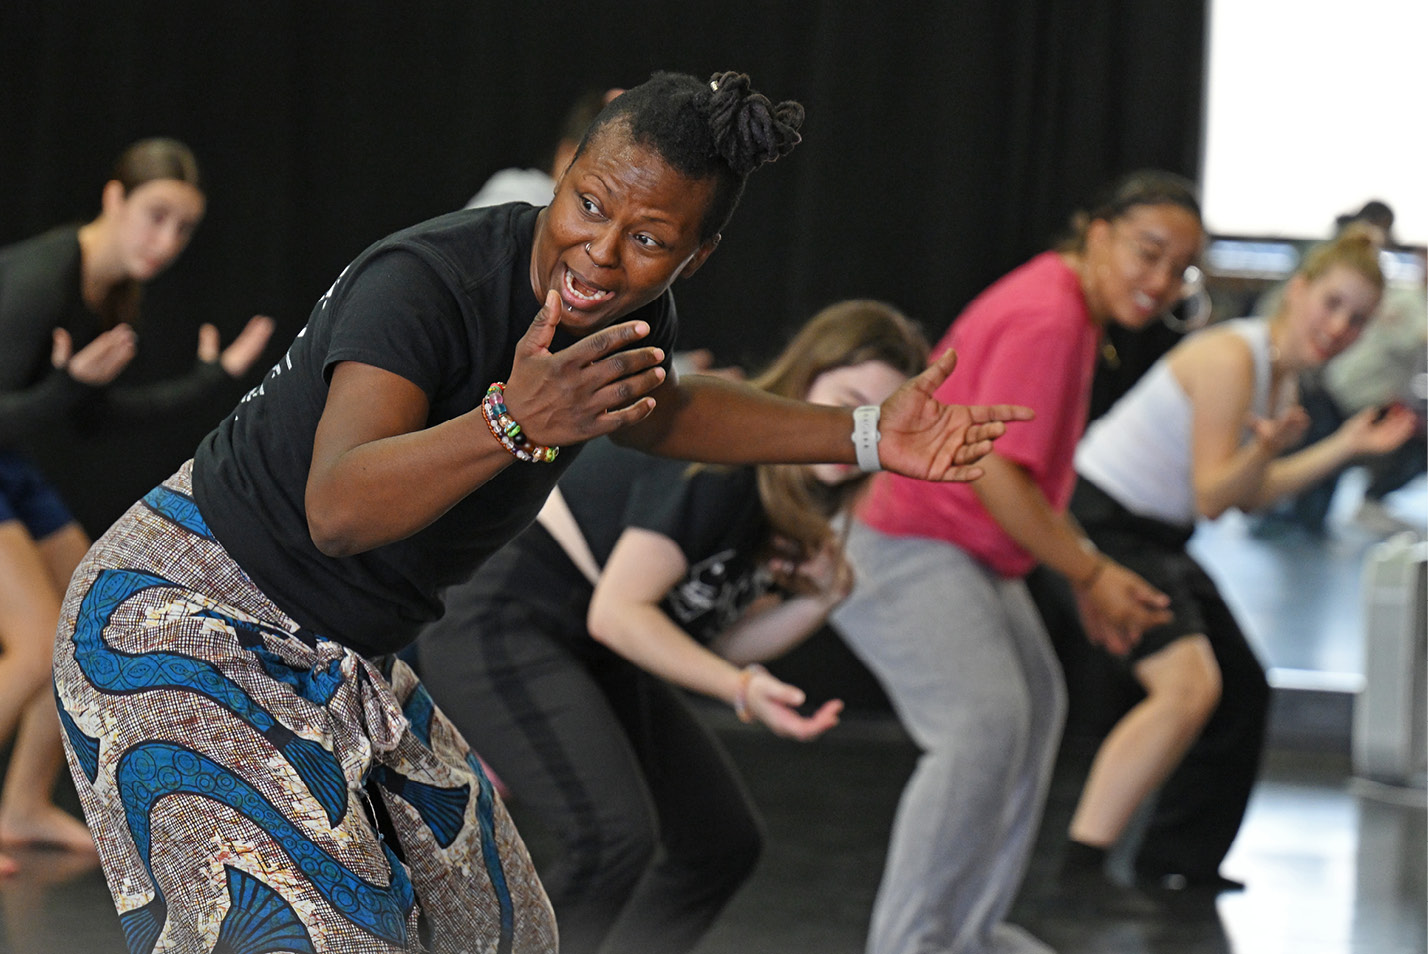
[1,0,1206,539]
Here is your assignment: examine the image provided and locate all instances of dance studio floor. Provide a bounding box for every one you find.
[1,472,1423,953]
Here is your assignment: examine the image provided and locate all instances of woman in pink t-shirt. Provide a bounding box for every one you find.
[831,171,1206,954]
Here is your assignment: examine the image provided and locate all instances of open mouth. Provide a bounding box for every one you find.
[562,265,614,310]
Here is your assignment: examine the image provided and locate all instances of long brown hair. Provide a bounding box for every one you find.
[749,300,929,559]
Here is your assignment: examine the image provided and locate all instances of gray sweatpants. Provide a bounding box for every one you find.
[832,519,1066,954]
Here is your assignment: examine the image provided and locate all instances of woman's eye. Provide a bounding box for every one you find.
[580,196,599,215]
[634,233,660,249]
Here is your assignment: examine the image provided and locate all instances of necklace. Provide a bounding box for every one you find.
[1100,340,1120,370]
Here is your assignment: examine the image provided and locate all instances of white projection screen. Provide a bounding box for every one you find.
[1201,0,1427,247]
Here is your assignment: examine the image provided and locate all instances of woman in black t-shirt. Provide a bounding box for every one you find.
[416,300,928,954]
[53,73,1029,953]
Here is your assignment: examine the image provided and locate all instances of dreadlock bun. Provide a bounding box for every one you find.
[572,69,806,239]
[703,71,804,177]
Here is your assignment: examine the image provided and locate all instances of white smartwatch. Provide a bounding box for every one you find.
[852,405,882,473]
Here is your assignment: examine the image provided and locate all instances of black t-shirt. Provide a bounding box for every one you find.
[471,437,772,645]
[192,203,678,655]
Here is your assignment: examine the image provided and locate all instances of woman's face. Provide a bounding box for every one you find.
[111,179,206,282]
[804,359,909,486]
[1082,203,1204,329]
[530,125,719,338]
[1282,264,1380,368]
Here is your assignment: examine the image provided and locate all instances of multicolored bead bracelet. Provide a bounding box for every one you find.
[481,381,560,464]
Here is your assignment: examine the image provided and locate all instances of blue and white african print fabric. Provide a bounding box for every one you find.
[53,462,556,954]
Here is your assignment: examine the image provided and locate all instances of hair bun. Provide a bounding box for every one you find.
[1336,221,1383,247]
[705,71,804,177]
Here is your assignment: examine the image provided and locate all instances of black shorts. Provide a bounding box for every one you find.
[1071,478,1234,664]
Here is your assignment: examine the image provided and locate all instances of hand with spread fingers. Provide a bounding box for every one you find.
[51,325,136,386]
[876,348,1035,482]
[196,314,276,378]
[502,290,668,447]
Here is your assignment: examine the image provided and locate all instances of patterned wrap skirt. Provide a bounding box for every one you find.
[52,461,557,954]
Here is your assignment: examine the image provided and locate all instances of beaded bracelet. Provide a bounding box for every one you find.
[481,382,560,464]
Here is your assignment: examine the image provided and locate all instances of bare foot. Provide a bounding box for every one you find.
[0,851,16,877]
[0,804,96,854]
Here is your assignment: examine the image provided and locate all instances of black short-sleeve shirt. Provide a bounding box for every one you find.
[469,437,772,645]
[192,204,678,655]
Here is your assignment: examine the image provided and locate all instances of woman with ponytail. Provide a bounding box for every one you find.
[0,137,272,877]
[1062,223,1416,894]
[830,171,1206,953]
[52,73,1028,952]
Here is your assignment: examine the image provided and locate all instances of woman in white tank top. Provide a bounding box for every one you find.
[1059,225,1417,893]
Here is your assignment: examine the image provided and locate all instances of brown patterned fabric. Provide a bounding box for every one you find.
[53,461,556,953]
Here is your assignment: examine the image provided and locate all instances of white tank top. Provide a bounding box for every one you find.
[1075,318,1277,527]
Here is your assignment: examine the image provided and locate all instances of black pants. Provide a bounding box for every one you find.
[1131,589,1271,880]
[413,581,762,954]
[1032,480,1272,879]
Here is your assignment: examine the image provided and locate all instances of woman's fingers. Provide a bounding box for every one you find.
[507,309,669,445]
[66,325,137,385]
[49,328,73,368]
[769,697,844,741]
[218,315,276,376]
[513,290,563,358]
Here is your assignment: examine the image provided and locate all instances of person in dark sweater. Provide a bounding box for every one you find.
[0,137,271,877]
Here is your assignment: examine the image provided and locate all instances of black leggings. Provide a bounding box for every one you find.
[414,588,762,954]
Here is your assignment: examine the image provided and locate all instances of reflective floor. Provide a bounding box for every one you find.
[1,472,1423,953]
[689,725,1426,954]
[695,471,1428,954]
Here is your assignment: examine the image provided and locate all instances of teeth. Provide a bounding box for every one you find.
[564,267,612,303]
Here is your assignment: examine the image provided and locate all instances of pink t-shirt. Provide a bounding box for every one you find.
[857,251,1100,578]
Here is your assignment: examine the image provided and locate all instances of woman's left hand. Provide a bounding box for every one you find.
[197,314,276,377]
[877,348,1034,481]
[745,668,844,741]
[1339,402,1419,455]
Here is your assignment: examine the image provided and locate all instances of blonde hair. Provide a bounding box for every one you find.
[749,300,929,559]
[1295,222,1385,292]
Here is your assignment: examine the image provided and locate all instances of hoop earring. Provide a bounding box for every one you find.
[1162,266,1212,333]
